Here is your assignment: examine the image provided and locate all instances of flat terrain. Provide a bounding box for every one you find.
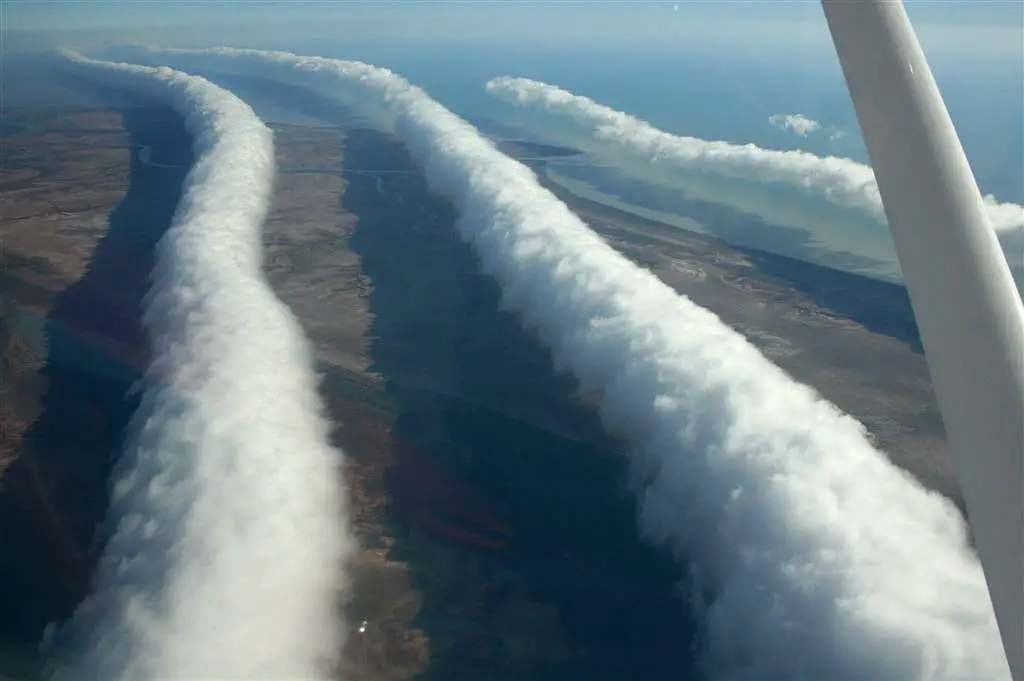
[262,125,686,681]
[0,105,141,422]
[0,101,962,681]
[0,104,191,674]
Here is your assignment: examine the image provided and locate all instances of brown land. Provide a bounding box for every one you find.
[1,108,134,460]
[0,106,191,674]
[260,126,627,681]
[258,127,434,680]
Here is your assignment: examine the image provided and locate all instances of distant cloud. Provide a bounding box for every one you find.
[769,113,822,137]
[485,77,1022,281]
[769,113,849,142]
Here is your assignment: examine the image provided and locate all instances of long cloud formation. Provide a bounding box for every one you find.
[52,51,351,680]
[486,77,1024,276]
[110,45,1010,679]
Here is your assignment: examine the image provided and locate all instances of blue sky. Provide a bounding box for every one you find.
[7,0,1022,30]
[7,1,1022,57]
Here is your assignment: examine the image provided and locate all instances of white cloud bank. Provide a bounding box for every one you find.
[769,113,822,137]
[108,45,1010,680]
[486,77,1023,276]
[50,51,351,680]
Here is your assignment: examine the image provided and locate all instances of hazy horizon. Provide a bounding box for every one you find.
[6,1,1022,65]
